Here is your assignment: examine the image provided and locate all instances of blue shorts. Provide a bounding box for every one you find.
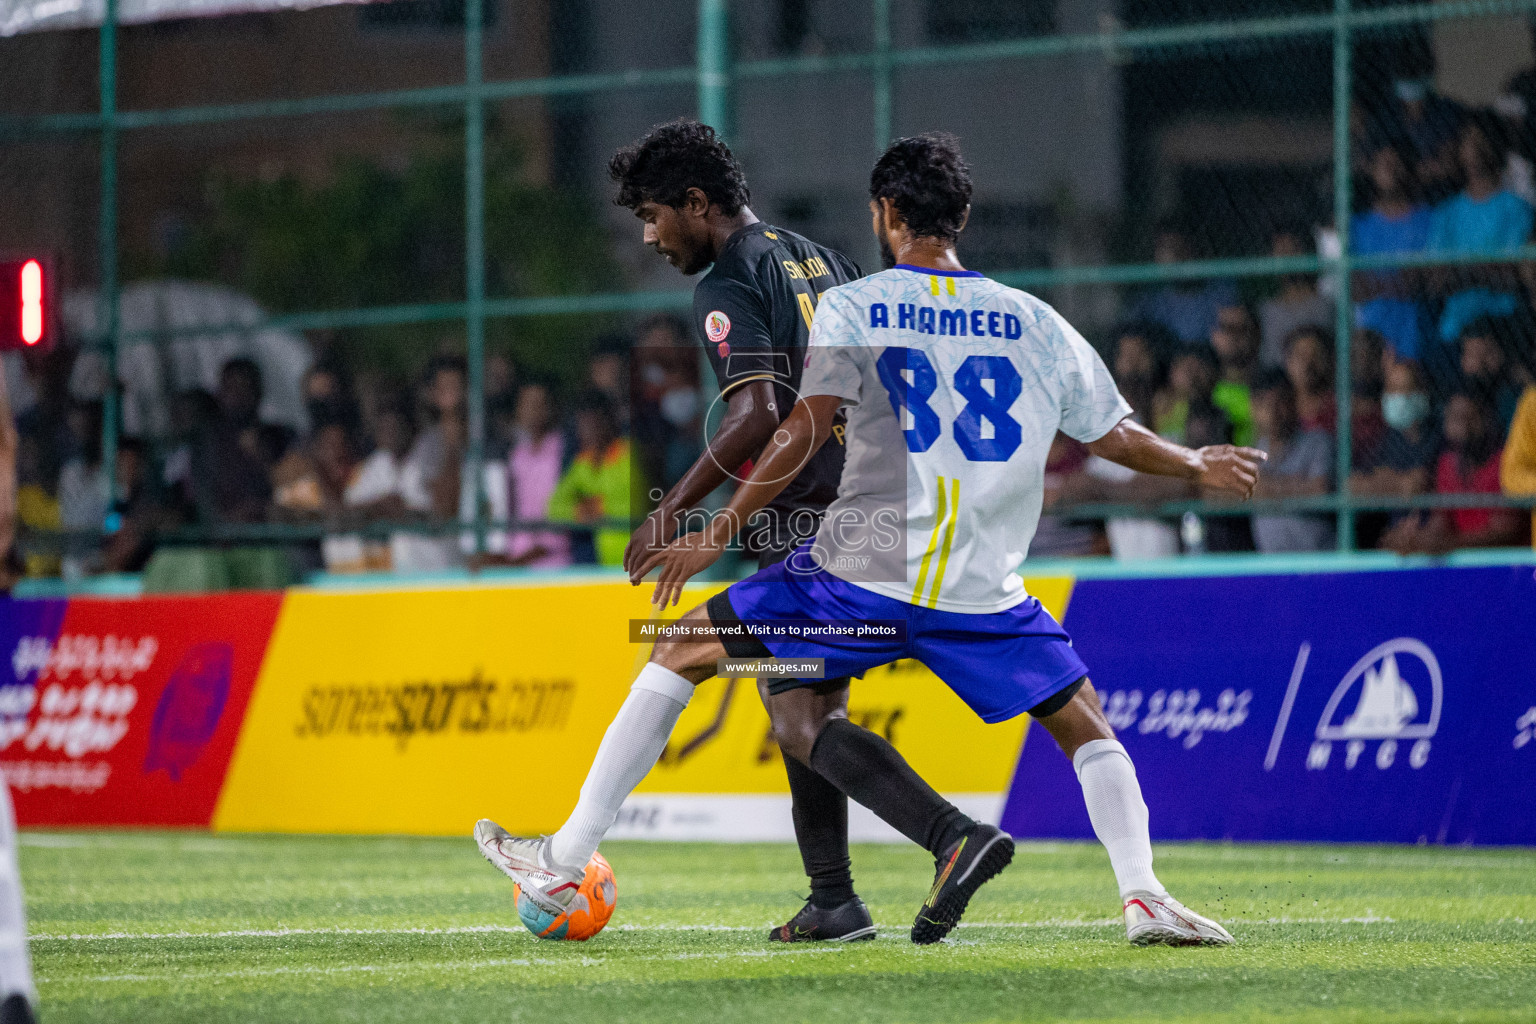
[706,554,1089,724]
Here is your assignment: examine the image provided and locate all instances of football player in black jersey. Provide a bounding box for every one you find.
[473,121,997,945]
[608,120,958,942]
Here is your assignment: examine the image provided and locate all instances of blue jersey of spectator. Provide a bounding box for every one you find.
[1128,225,1240,345]
[1428,189,1533,344]
[1352,204,1433,360]
[1129,281,1240,346]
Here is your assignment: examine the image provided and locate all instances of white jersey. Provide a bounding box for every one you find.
[800,265,1130,613]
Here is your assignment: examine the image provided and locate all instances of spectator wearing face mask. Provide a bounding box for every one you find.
[1457,317,1524,433]
[1350,359,1440,500]
[1385,391,1526,553]
[1250,369,1336,553]
[656,364,703,489]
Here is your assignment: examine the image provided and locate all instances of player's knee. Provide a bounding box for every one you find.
[771,715,821,764]
[648,641,713,684]
[770,703,845,764]
[1036,678,1116,760]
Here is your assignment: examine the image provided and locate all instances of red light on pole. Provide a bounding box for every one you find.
[20,260,43,345]
[0,255,55,352]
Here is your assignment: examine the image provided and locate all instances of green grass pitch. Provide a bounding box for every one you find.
[22,832,1536,1023]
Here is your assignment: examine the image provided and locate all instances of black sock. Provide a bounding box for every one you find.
[783,754,855,909]
[809,718,975,859]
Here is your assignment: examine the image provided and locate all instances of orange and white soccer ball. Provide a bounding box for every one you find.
[513,852,617,941]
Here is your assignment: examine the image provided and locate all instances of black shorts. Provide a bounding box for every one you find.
[713,521,851,696]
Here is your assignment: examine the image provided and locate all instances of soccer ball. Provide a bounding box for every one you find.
[514,852,617,941]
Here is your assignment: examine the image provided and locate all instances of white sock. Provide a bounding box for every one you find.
[0,783,34,1003]
[1073,739,1167,900]
[548,663,693,870]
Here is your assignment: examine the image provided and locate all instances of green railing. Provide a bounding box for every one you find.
[4,0,1536,563]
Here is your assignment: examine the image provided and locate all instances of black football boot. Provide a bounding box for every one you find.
[768,896,877,942]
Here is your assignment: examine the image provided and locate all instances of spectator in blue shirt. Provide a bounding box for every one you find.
[1127,224,1238,344]
[1427,120,1533,353]
[1351,146,1434,362]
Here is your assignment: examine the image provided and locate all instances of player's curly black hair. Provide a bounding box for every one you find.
[609,119,750,216]
[869,133,973,242]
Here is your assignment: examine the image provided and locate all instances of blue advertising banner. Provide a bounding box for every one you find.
[1001,566,1536,845]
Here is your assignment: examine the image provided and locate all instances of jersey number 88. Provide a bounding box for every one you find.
[875,347,1023,461]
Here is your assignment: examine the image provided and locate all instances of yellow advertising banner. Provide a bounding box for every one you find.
[213,575,1074,837]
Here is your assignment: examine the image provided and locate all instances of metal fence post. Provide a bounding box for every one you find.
[1332,0,1355,551]
[873,0,892,155]
[697,0,732,139]
[466,0,488,558]
[99,0,120,541]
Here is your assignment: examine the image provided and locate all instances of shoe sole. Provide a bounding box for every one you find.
[1128,923,1233,947]
[910,832,1015,945]
[769,923,879,944]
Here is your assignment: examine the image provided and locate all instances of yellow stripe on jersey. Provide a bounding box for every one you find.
[911,475,949,605]
[945,277,956,296]
[925,476,961,608]
[929,275,940,296]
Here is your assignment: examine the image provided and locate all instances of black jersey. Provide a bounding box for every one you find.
[692,223,861,523]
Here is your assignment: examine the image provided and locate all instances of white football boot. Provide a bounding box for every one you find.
[474,819,584,914]
[1122,891,1234,946]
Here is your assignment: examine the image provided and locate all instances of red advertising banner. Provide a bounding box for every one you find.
[1,592,283,827]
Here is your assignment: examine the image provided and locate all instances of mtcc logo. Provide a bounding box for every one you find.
[1308,638,1441,772]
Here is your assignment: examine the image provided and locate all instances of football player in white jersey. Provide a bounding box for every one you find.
[478,133,1264,947]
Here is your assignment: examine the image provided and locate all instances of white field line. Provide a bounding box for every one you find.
[31,915,1425,944]
[24,834,1535,872]
[41,945,853,986]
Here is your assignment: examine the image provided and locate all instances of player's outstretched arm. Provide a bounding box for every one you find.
[1086,417,1266,500]
[633,394,843,607]
[623,379,782,575]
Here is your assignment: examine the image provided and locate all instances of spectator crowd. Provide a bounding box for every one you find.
[7,74,1536,583]
[4,312,711,580]
[1044,78,1536,558]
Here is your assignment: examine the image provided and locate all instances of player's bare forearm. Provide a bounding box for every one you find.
[1086,417,1266,499]
[633,394,842,606]
[623,380,780,574]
